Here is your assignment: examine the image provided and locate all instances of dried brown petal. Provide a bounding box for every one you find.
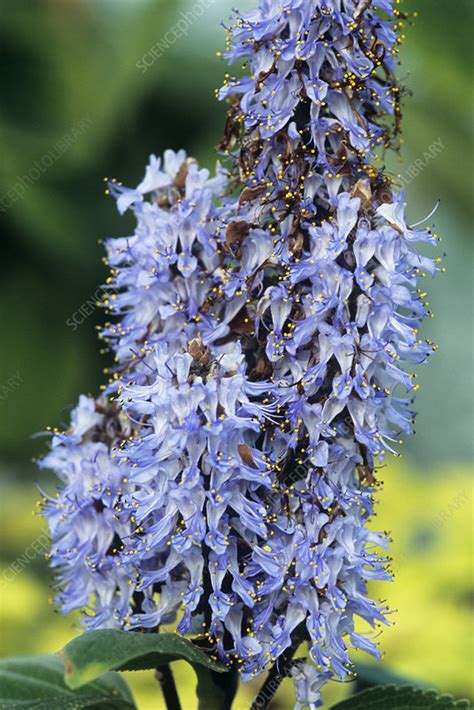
[352,179,372,209]
[225,220,251,258]
[238,444,257,468]
[239,186,265,206]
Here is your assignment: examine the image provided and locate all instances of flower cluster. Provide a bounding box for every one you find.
[39,2,440,708]
[218,0,403,218]
[38,395,136,628]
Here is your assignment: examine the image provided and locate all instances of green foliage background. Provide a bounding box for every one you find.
[0,1,472,708]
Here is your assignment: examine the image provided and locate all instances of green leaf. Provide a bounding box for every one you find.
[330,685,472,710]
[60,630,227,690]
[0,654,136,709]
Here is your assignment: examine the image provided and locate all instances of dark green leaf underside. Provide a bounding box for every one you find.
[331,685,472,710]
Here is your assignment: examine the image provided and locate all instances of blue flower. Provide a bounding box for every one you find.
[39,2,440,707]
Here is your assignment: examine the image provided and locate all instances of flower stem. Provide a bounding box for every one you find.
[250,650,298,710]
[155,665,181,710]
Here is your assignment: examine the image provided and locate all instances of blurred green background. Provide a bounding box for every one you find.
[0,0,472,708]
